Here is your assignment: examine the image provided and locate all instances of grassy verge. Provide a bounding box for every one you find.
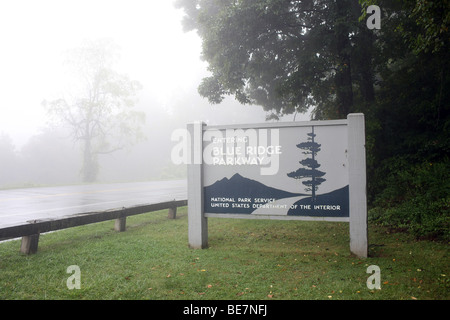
[0,207,448,300]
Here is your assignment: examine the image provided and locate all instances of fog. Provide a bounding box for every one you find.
[0,0,308,189]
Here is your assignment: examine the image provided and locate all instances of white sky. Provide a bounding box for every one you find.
[0,0,208,146]
[0,0,306,148]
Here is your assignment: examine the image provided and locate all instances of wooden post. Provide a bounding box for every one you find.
[168,207,177,219]
[348,113,368,258]
[20,234,40,254]
[114,217,126,232]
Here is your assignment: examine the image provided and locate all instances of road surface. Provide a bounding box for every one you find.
[0,180,187,228]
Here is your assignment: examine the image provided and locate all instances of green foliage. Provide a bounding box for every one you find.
[370,197,449,242]
[369,159,450,241]
[355,1,449,241]
[177,0,374,119]
[403,0,450,54]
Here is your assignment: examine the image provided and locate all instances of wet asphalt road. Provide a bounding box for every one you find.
[0,180,187,228]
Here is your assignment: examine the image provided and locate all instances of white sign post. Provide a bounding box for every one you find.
[186,113,368,257]
[348,114,368,257]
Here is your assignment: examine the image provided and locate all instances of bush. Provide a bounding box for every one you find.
[369,158,450,241]
[370,197,449,241]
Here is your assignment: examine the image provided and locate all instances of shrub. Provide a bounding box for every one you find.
[369,158,449,241]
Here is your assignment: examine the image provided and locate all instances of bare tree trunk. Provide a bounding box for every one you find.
[82,136,98,183]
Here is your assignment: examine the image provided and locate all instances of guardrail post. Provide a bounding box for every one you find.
[20,234,40,254]
[168,206,177,219]
[114,217,126,232]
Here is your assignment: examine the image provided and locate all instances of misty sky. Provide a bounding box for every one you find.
[0,0,309,148]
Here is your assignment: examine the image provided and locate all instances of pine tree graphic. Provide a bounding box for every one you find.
[287,126,326,201]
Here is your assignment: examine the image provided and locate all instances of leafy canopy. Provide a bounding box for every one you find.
[176,0,373,119]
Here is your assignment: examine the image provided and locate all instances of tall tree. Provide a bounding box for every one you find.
[175,0,375,119]
[43,39,145,182]
[358,0,449,161]
[287,126,326,201]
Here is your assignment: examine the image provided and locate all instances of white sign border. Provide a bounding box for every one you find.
[187,113,368,258]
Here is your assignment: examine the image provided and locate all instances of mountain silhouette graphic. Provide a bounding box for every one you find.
[204,173,304,214]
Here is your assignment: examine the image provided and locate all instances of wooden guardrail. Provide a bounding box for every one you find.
[0,199,187,254]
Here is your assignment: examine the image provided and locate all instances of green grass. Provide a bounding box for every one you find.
[0,207,448,300]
